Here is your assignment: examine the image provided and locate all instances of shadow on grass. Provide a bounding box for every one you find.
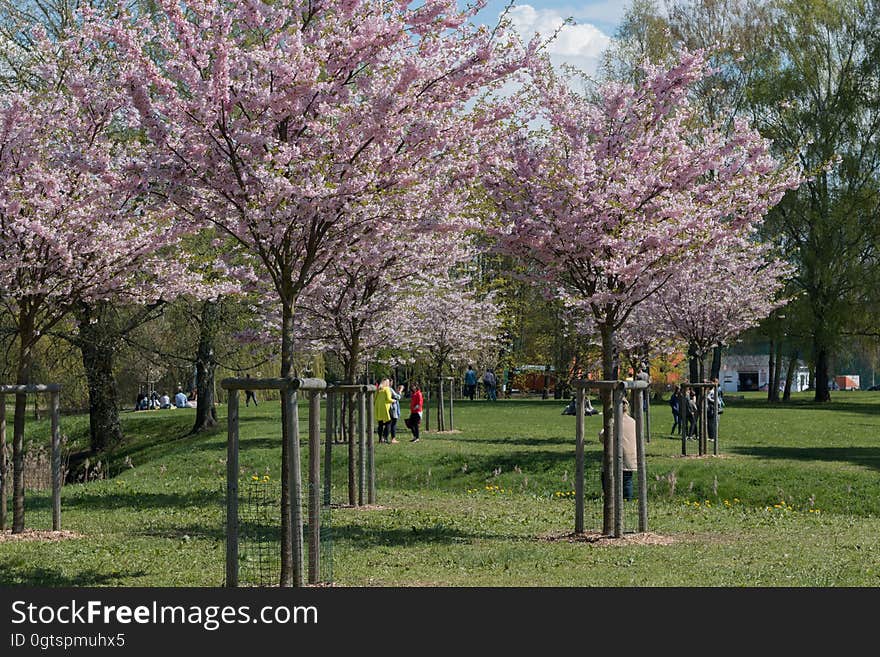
[330,522,522,548]
[724,398,880,416]
[0,564,148,586]
[26,489,223,512]
[730,445,880,472]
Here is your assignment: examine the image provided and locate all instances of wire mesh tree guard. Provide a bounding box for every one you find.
[0,384,63,533]
[571,379,649,539]
[677,381,721,456]
[222,377,378,587]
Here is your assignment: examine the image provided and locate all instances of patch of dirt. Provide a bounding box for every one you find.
[0,529,82,543]
[538,531,676,547]
[671,453,732,459]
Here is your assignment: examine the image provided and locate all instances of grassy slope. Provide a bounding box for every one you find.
[1,391,878,586]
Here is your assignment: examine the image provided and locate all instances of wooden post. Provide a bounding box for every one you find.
[448,378,454,431]
[308,391,321,585]
[51,391,61,531]
[634,389,648,533]
[358,390,366,506]
[613,385,624,538]
[680,387,687,456]
[0,393,6,531]
[574,385,585,535]
[225,389,240,587]
[700,388,708,456]
[347,392,356,506]
[437,378,444,432]
[323,391,333,506]
[367,389,375,504]
[424,387,429,432]
[713,384,720,456]
[644,386,651,444]
[285,389,305,587]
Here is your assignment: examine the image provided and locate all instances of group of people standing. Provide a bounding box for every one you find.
[374,379,423,443]
[464,365,498,401]
[669,382,724,439]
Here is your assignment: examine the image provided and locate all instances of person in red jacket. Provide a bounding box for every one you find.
[405,383,424,442]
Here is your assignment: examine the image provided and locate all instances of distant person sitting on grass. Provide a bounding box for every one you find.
[159,392,171,409]
[174,388,188,408]
[561,396,599,415]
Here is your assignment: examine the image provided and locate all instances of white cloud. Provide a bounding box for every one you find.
[508,4,612,76]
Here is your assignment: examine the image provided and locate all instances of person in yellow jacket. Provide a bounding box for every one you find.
[374,378,396,443]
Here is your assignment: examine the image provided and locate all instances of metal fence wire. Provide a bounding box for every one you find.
[234,479,332,587]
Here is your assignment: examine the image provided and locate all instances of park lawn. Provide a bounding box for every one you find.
[1,391,879,586]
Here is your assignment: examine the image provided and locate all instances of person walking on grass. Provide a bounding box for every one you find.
[464,365,477,401]
[482,367,497,401]
[670,384,681,435]
[405,382,423,442]
[374,378,395,444]
[244,373,258,407]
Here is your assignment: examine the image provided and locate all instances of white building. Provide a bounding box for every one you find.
[719,354,810,393]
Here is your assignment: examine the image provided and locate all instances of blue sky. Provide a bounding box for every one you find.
[478,1,629,75]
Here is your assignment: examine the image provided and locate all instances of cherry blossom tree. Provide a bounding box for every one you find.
[486,50,801,534]
[0,67,192,532]
[652,236,791,380]
[88,0,529,584]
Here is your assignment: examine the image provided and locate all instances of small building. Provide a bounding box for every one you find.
[719,354,810,393]
[835,375,860,391]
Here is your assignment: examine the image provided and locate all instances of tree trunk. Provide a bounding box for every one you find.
[767,339,776,402]
[192,299,220,433]
[12,312,36,534]
[599,323,618,536]
[76,305,123,453]
[344,358,358,506]
[770,340,783,403]
[814,345,831,402]
[782,350,799,402]
[710,346,721,381]
[688,343,699,383]
[279,298,296,586]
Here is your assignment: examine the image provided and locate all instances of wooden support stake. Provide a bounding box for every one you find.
[574,386,585,535]
[324,392,333,506]
[0,393,6,531]
[367,389,375,504]
[613,385,624,539]
[449,379,454,431]
[285,389,305,587]
[713,384,720,456]
[51,391,61,531]
[634,389,648,533]
[437,379,444,432]
[347,392,356,506]
[225,389,239,587]
[680,387,687,456]
[358,391,366,506]
[308,391,321,585]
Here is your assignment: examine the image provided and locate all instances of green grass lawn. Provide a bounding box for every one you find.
[1,391,879,586]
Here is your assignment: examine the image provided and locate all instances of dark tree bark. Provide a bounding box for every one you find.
[767,339,776,402]
[11,310,36,533]
[599,322,619,536]
[192,299,221,433]
[688,343,699,383]
[814,346,831,402]
[710,346,722,381]
[76,304,123,453]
